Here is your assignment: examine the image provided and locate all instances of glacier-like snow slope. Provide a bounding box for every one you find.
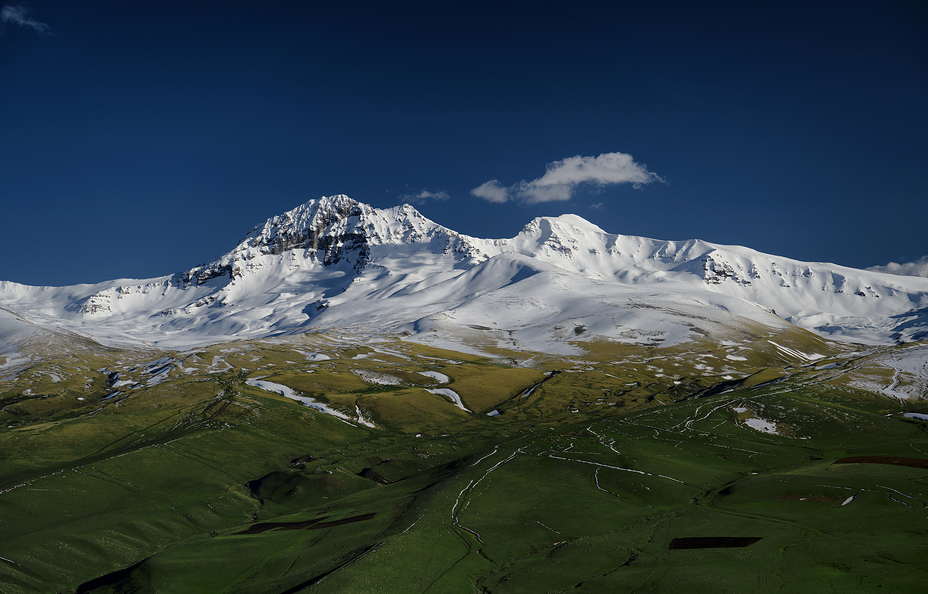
[1,195,926,351]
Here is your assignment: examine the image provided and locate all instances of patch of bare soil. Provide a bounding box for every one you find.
[669,537,761,549]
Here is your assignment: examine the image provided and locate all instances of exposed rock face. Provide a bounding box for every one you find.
[245,195,367,265]
[74,292,112,315]
[70,280,173,316]
[180,263,237,287]
[702,254,752,286]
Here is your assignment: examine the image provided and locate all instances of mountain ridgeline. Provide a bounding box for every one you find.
[1,194,927,350]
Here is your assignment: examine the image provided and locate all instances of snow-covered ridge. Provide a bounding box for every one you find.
[1,195,926,350]
[170,196,494,291]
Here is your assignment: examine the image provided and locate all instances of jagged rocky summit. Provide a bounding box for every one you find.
[1,195,927,351]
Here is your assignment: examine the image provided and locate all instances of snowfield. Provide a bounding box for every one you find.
[1,195,927,353]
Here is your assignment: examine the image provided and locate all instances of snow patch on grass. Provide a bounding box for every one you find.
[0,353,29,372]
[246,378,361,426]
[745,417,778,434]
[769,341,824,362]
[427,388,471,412]
[207,357,232,373]
[295,350,331,361]
[353,370,403,385]
[419,370,450,383]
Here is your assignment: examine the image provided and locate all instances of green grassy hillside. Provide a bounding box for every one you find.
[1,332,926,592]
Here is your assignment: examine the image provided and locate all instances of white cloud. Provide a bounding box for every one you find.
[590,202,604,209]
[866,256,928,278]
[471,152,663,204]
[1,5,52,34]
[470,180,509,203]
[399,189,450,204]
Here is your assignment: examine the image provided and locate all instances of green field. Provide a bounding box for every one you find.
[1,332,926,592]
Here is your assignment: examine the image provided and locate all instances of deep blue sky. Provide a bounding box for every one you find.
[2,1,926,286]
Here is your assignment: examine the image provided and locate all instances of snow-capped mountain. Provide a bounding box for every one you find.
[1,195,926,351]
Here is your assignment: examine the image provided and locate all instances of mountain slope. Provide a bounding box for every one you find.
[1,195,926,351]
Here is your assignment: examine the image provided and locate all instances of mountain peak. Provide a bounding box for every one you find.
[243,194,361,254]
[173,196,488,288]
